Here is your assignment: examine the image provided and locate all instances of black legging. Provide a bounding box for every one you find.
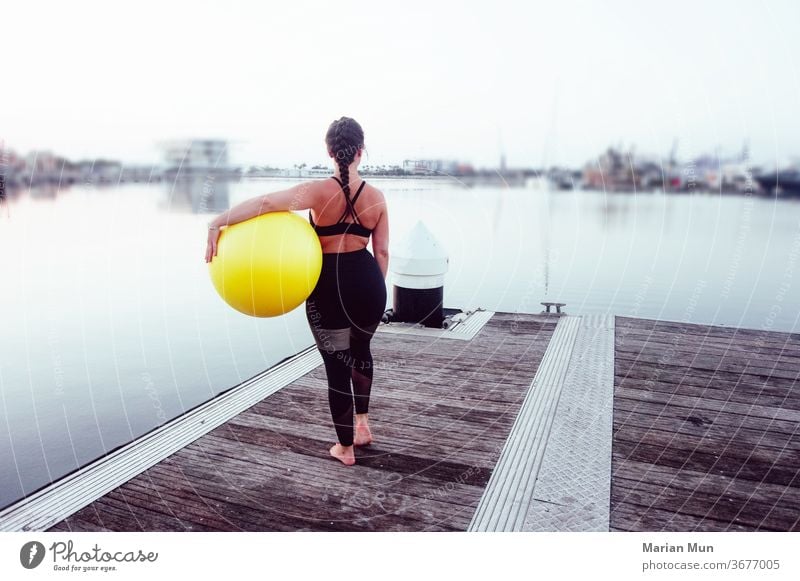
[305,248,387,446]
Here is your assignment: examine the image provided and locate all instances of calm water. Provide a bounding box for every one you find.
[1,178,799,509]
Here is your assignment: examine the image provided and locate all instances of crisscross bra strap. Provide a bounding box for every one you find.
[307,176,373,238]
[330,176,367,224]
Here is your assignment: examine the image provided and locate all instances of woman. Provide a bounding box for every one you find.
[205,117,389,466]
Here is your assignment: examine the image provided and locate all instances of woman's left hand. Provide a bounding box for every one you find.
[205,227,221,263]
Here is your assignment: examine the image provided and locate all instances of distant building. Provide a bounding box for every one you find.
[300,167,330,177]
[3,149,27,175]
[71,159,123,183]
[402,159,461,175]
[687,153,753,193]
[273,166,331,178]
[25,150,62,174]
[163,139,231,173]
[120,164,162,183]
[583,147,640,191]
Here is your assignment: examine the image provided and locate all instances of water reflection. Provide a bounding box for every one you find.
[28,184,59,200]
[165,175,231,214]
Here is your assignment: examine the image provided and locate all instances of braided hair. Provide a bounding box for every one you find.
[325,117,365,219]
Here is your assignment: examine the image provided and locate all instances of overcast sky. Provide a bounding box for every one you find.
[2,0,799,169]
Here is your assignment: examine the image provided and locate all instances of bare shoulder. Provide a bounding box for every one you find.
[307,177,334,202]
[365,181,387,207]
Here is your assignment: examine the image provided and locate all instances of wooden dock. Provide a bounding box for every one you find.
[45,311,557,532]
[1,310,798,532]
[612,316,800,532]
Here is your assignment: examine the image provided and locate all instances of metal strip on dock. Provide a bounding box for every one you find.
[522,313,615,531]
[0,346,322,532]
[378,309,494,341]
[468,314,582,531]
[449,309,495,338]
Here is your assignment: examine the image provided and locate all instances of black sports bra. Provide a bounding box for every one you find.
[308,176,373,238]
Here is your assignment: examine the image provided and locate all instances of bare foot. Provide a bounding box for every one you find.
[354,422,373,446]
[329,443,355,466]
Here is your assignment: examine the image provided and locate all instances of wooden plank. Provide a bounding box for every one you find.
[100,484,234,532]
[48,517,115,533]
[610,411,800,452]
[194,428,491,497]
[226,410,506,465]
[612,438,798,487]
[615,361,799,396]
[611,476,797,530]
[615,317,800,342]
[198,430,490,495]
[616,328,800,359]
[615,350,800,381]
[613,459,800,507]
[614,386,800,423]
[83,492,208,531]
[609,500,755,532]
[244,393,513,439]
[615,375,800,411]
[614,421,800,455]
[616,317,800,344]
[613,398,799,437]
[292,376,539,405]
[616,342,800,375]
[186,440,486,516]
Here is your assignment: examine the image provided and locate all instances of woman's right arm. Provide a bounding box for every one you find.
[371,203,390,280]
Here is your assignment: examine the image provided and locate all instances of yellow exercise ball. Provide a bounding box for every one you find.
[208,211,322,317]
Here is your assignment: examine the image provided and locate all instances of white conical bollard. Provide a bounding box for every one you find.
[390,220,449,327]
